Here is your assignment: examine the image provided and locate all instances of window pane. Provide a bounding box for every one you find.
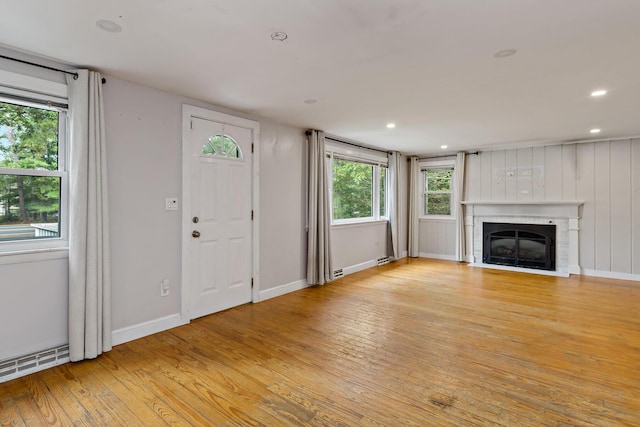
[426,193,451,215]
[333,159,373,220]
[0,175,60,241]
[202,134,242,159]
[0,101,59,171]
[426,169,452,192]
[379,167,387,217]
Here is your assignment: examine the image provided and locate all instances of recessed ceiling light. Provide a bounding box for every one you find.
[590,89,607,97]
[590,128,601,134]
[271,32,288,41]
[304,99,317,104]
[494,49,517,58]
[386,123,396,129]
[441,145,448,149]
[96,19,122,33]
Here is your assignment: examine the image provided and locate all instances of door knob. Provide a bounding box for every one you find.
[192,230,201,238]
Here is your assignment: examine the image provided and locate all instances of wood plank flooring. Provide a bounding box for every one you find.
[2,258,640,426]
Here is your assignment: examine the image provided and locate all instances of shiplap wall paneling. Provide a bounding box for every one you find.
[542,145,560,200]
[419,220,456,257]
[466,154,481,201]
[610,140,632,274]
[492,150,506,200]
[594,142,612,272]
[516,148,533,200]
[532,146,546,200]
[505,149,518,200]
[561,144,577,200]
[576,143,596,270]
[632,139,640,274]
[479,150,492,200]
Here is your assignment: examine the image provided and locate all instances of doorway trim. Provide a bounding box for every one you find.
[181,105,260,322]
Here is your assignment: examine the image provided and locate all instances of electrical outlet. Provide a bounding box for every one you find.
[165,198,178,211]
[160,279,170,297]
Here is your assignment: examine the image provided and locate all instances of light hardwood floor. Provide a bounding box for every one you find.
[2,258,639,426]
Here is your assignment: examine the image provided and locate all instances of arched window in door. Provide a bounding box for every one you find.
[202,134,243,159]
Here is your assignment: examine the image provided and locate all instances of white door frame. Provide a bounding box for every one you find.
[181,104,260,322]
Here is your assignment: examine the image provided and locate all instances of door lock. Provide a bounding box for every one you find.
[192,216,199,223]
[192,230,201,238]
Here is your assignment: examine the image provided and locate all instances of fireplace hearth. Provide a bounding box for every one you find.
[483,222,556,271]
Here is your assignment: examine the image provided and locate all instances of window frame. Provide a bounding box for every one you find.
[325,141,389,225]
[420,159,455,219]
[0,95,69,254]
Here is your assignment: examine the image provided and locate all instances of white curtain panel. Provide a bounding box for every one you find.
[387,151,401,259]
[307,130,333,285]
[455,152,466,261]
[66,70,112,361]
[408,156,420,257]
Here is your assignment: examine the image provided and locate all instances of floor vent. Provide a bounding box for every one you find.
[377,256,390,266]
[333,268,344,279]
[0,344,69,383]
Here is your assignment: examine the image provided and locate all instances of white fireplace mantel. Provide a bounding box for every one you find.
[461,200,584,276]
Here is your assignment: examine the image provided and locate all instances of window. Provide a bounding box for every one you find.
[422,166,454,216]
[202,134,242,159]
[0,98,67,248]
[326,141,388,223]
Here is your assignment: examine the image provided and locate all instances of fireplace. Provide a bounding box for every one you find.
[483,222,556,271]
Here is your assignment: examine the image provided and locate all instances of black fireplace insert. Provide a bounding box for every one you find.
[483,222,556,271]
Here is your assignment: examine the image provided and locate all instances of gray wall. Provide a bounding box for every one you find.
[1,69,406,364]
[0,74,309,361]
[333,152,410,271]
[465,140,640,277]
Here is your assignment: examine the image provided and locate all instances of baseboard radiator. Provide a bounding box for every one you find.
[0,344,69,383]
[333,268,344,279]
[377,256,390,266]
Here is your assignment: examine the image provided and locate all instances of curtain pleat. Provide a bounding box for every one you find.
[455,152,466,261]
[388,151,401,259]
[408,156,420,257]
[306,130,333,285]
[66,70,112,361]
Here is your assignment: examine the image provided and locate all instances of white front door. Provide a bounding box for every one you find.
[187,116,253,319]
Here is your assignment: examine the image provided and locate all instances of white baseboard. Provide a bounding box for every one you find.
[419,252,457,261]
[581,268,640,283]
[342,259,378,276]
[258,279,309,301]
[468,262,570,277]
[112,313,187,347]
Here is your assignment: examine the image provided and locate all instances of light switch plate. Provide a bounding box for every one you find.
[165,198,178,211]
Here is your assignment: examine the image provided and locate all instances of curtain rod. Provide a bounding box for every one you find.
[0,54,79,79]
[306,130,391,155]
[416,151,479,161]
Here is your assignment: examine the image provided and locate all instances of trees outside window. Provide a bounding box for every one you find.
[330,157,387,223]
[0,100,65,242]
[423,168,453,216]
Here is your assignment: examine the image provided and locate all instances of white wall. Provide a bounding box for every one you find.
[465,140,640,278]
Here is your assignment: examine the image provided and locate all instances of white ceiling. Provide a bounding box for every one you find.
[1,0,639,154]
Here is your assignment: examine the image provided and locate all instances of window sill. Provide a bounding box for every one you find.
[332,219,388,230]
[419,216,456,222]
[0,247,69,266]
